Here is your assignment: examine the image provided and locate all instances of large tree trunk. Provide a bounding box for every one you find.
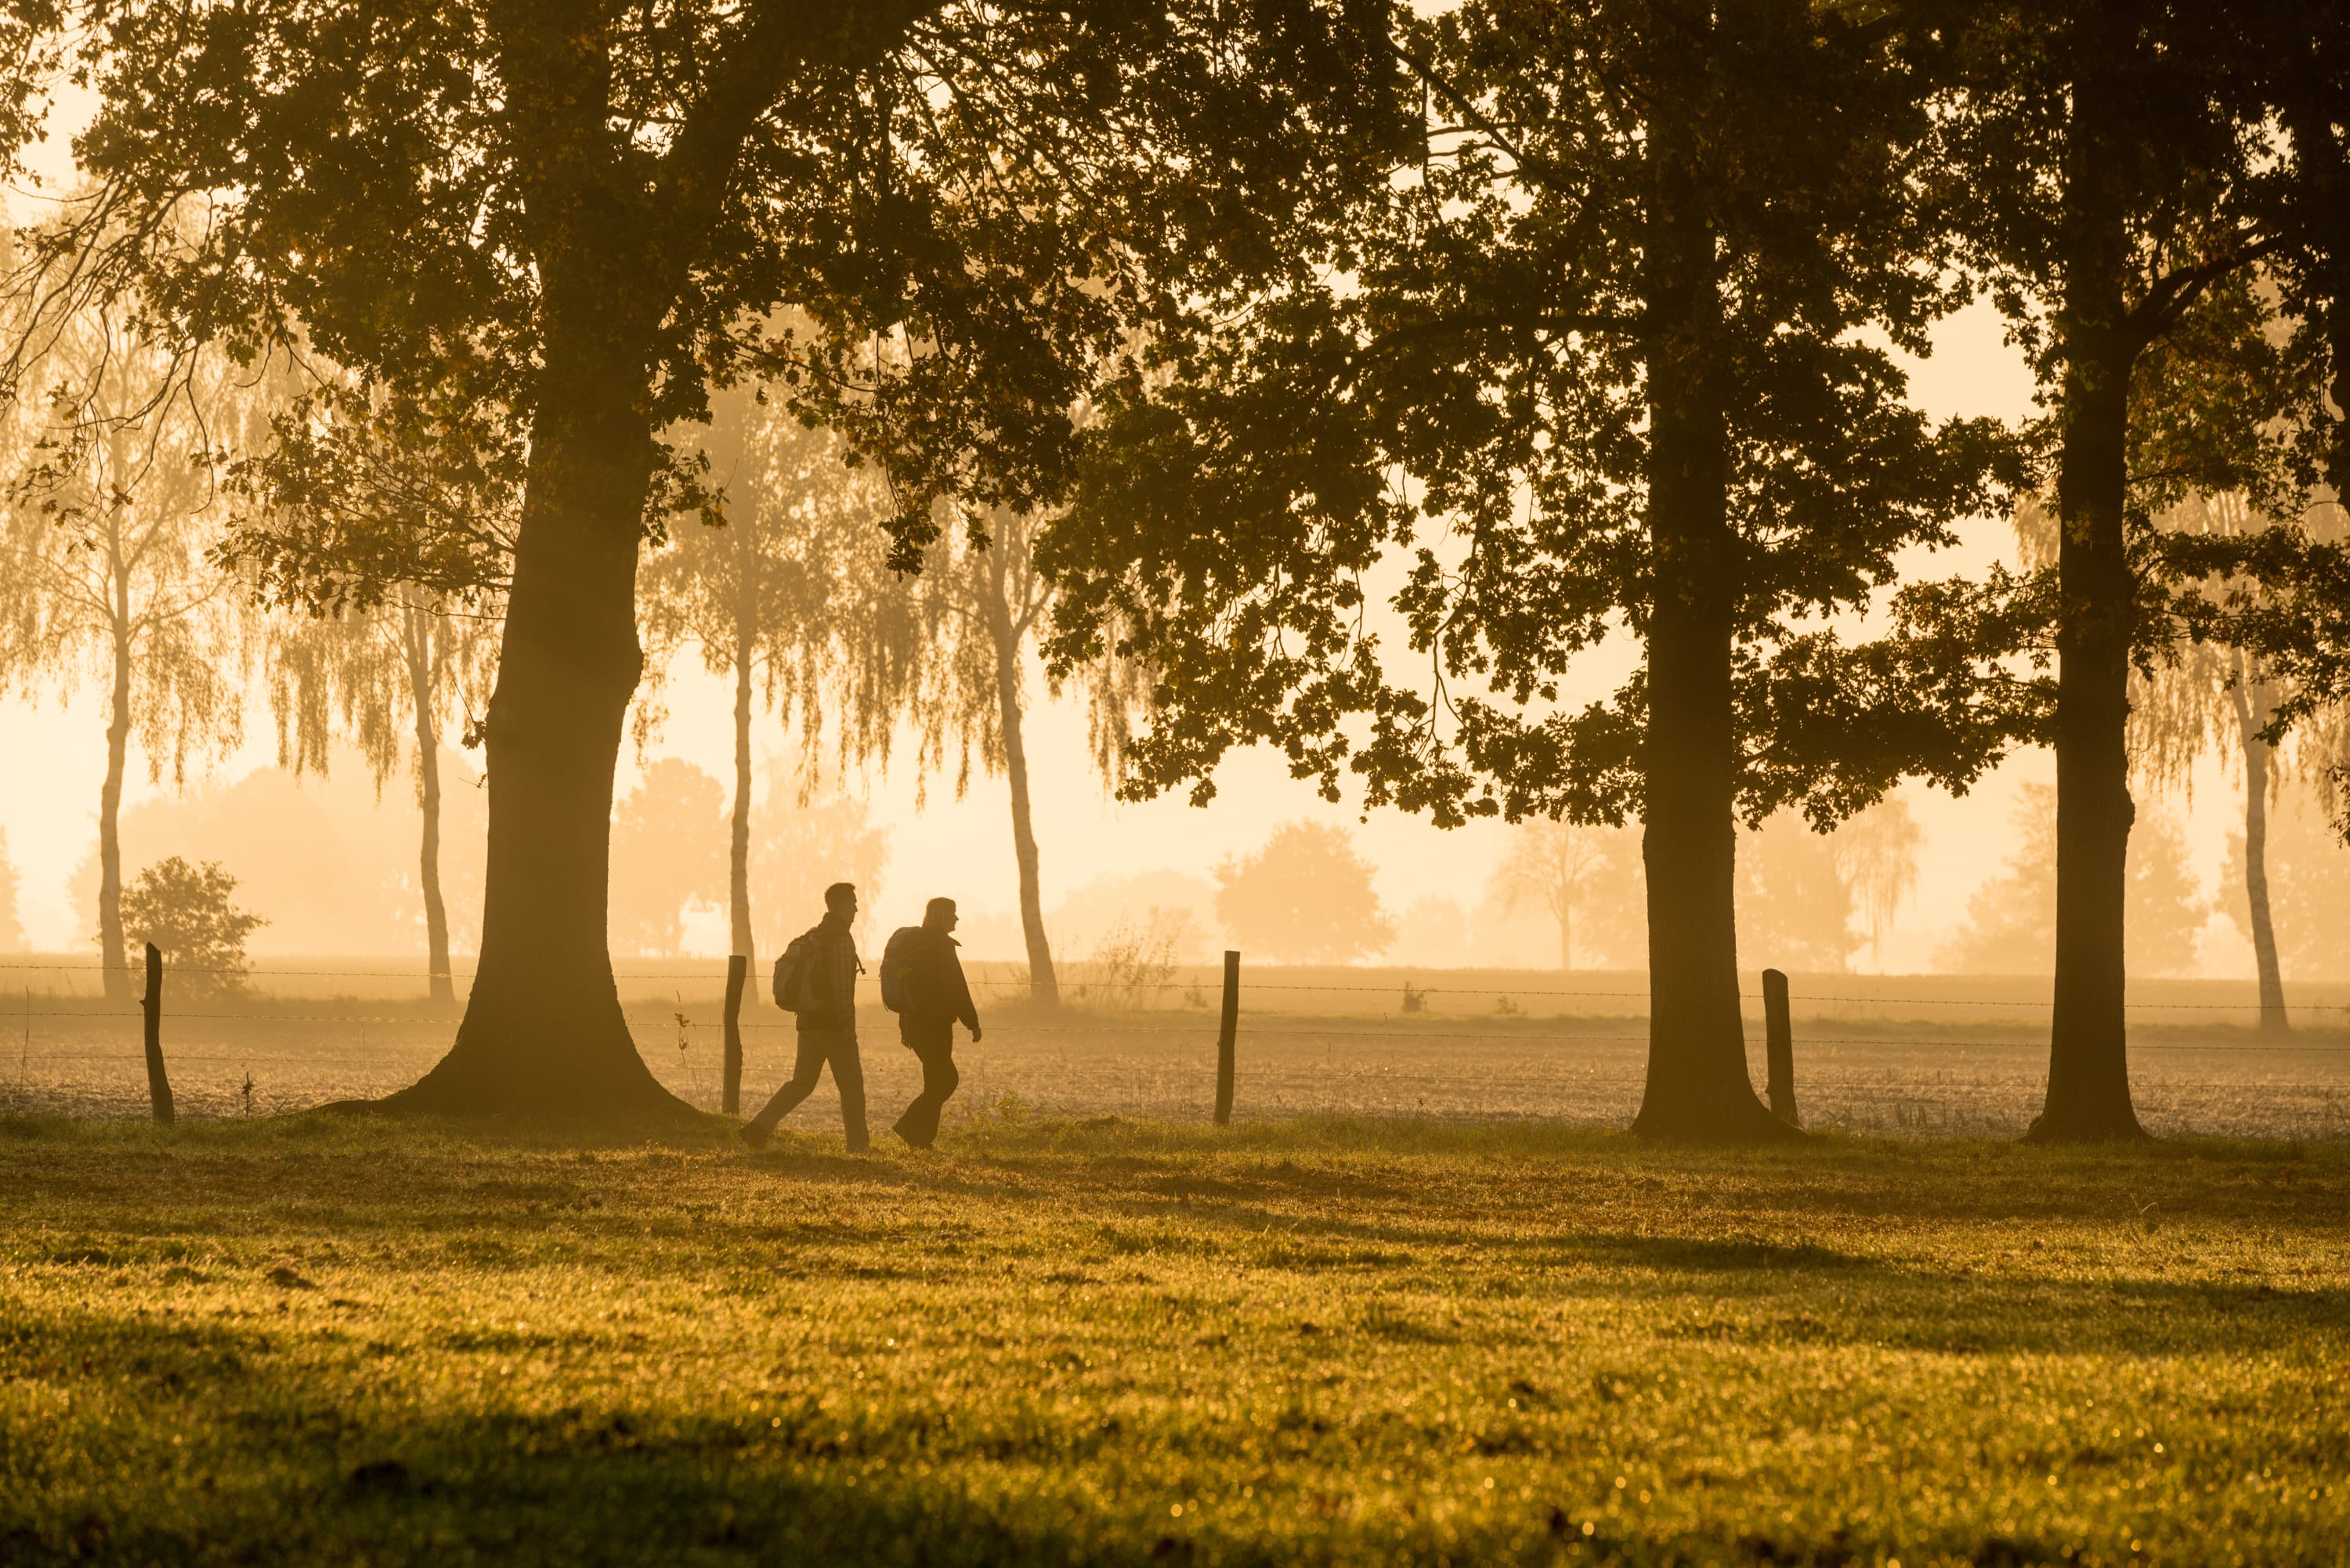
[1629,42,1791,1143]
[2029,45,2146,1143]
[384,300,688,1120]
[2229,660,2288,1035]
[98,605,132,1004]
[403,607,456,1007]
[371,2,923,1118]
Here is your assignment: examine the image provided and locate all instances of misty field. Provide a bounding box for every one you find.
[2,1113,2346,1567]
[5,961,2349,1140]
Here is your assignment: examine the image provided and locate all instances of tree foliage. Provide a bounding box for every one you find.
[1488,820,1625,971]
[121,854,266,992]
[0,826,25,952]
[1048,0,2023,827]
[1937,785,2204,977]
[1213,819,1394,965]
[0,0,1408,1115]
[0,302,248,789]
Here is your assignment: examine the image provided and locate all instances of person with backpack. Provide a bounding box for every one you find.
[741,881,868,1152]
[879,896,982,1150]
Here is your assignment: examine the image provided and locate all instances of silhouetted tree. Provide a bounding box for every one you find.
[1213,821,1394,965]
[610,759,727,958]
[0,827,25,952]
[2128,493,2350,1033]
[0,299,246,1000]
[903,504,1159,1006]
[640,386,913,972]
[1051,1,2019,1140]
[0,1,1403,1116]
[2222,790,2350,982]
[1940,784,2204,977]
[121,854,265,995]
[1929,4,2343,1139]
[262,600,496,1003]
[2003,252,2339,1040]
[1488,820,1629,972]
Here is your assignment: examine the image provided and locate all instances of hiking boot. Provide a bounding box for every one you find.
[738,1121,771,1151]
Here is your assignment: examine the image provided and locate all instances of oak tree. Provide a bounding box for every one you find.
[1050,0,2018,1140]
[1929,1,2343,1138]
[0,0,1402,1117]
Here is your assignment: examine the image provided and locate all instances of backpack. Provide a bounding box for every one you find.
[772,928,822,1013]
[878,926,926,1014]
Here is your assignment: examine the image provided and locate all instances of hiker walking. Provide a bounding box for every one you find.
[880,897,982,1150]
[743,881,868,1152]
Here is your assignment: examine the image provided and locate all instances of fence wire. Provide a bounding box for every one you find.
[6,957,2349,1142]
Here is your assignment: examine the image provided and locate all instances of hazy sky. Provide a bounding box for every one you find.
[0,298,2269,971]
[0,92,2269,974]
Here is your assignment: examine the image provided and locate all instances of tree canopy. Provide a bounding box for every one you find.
[1047,0,2026,1138]
[0,0,1408,1117]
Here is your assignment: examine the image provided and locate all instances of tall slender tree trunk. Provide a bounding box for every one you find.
[728,542,756,963]
[403,607,456,1007]
[991,625,1059,1006]
[1629,37,1789,1143]
[977,547,1058,1006]
[2229,660,2288,1035]
[385,287,687,1118]
[98,601,132,1004]
[2030,40,2147,1142]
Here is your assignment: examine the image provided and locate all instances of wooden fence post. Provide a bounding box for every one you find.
[1214,949,1239,1126]
[1762,966,1797,1125]
[141,942,175,1127]
[722,954,748,1116]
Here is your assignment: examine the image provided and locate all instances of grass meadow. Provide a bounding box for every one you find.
[3,1111,2346,1566]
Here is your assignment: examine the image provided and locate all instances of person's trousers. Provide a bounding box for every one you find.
[750,1028,868,1151]
[891,1018,959,1149]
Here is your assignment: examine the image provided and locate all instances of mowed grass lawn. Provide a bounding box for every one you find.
[2,1112,2346,1566]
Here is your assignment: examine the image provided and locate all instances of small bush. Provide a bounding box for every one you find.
[1074,906,1193,1010]
[120,856,266,993]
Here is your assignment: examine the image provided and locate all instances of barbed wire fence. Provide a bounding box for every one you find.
[4,953,2348,1138]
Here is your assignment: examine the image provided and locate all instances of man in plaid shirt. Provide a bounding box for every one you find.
[741,882,868,1152]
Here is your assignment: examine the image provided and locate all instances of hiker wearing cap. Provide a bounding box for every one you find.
[878,896,982,1149]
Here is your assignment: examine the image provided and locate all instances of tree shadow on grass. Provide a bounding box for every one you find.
[1,1328,2080,1568]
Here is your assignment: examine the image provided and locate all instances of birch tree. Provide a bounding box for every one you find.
[904,504,1150,1006]
[0,303,244,999]
[2131,491,2349,1033]
[264,598,496,1003]
[639,386,917,972]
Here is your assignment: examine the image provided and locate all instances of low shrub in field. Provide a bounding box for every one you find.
[120,856,266,994]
